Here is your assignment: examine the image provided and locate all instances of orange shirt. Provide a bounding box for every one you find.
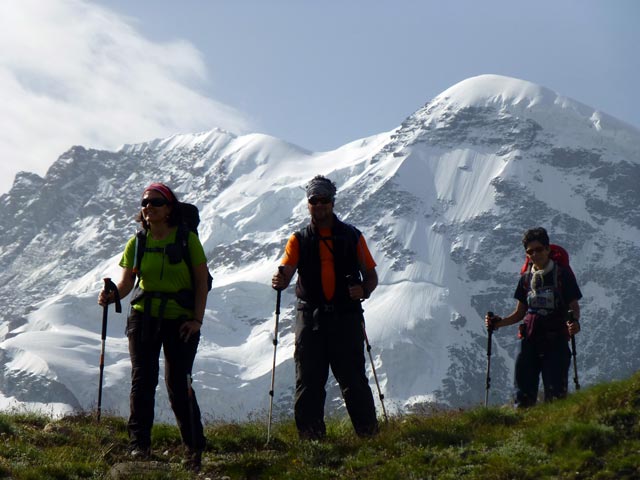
[281,228,376,301]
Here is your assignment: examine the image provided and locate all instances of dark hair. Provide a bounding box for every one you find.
[522,227,550,249]
[135,185,182,230]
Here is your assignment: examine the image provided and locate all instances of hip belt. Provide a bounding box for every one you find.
[297,299,362,314]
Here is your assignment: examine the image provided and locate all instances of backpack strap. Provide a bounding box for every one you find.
[133,230,147,285]
[132,224,211,305]
[523,264,532,291]
[133,227,187,276]
[176,224,191,271]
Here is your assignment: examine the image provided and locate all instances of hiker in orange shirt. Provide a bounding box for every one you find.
[272,175,379,439]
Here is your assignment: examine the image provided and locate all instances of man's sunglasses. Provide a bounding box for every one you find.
[141,198,169,208]
[308,197,332,205]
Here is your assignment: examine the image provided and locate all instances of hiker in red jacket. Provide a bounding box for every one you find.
[485,227,582,407]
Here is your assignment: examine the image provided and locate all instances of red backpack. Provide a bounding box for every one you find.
[519,244,574,276]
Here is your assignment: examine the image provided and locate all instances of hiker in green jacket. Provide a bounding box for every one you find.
[98,182,207,471]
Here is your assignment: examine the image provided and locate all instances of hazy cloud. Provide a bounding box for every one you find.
[0,0,251,194]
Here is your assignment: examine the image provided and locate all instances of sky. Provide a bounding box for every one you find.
[1,0,638,195]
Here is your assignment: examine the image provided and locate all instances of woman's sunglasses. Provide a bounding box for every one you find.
[141,198,169,208]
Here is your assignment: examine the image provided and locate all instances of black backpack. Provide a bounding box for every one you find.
[132,202,213,311]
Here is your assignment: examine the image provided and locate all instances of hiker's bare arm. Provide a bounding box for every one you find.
[568,300,580,322]
[485,301,527,330]
[116,267,136,299]
[272,264,296,290]
[98,267,135,305]
[177,263,208,342]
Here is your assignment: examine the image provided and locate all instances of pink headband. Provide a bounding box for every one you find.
[143,183,176,203]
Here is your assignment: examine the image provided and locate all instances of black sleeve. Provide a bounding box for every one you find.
[561,267,582,303]
[514,274,528,304]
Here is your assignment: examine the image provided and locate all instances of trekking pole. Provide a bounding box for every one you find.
[266,266,285,444]
[568,310,580,391]
[97,278,121,421]
[346,274,388,423]
[361,320,389,423]
[485,311,495,407]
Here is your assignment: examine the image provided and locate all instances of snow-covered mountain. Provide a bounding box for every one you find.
[1,74,639,422]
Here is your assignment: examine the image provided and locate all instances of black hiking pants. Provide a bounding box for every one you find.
[294,305,379,439]
[126,310,206,451]
[514,334,571,407]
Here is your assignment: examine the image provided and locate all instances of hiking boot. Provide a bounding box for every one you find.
[129,446,151,460]
[298,430,326,441]
[355,423,379,438]
[182,448,202,472]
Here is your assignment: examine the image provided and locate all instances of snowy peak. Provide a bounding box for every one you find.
[437,74,558,110]
[423,74,640,144]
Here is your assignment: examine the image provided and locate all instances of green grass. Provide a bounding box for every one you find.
[2,373,640,479]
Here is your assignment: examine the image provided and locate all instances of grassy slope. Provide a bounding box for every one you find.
[1,372,640,479]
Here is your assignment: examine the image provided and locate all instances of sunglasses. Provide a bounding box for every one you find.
[141,197,169,208]
[525,246,546,256]
[308,197,332,205]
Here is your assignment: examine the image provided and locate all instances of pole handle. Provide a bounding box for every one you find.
[275,266,284,314]
[486,312,494,353]
[487,311,495,332]
[346,274,359,286]
[103,278,122,313]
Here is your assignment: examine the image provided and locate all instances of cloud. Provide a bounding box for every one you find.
[0,0,251,194]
